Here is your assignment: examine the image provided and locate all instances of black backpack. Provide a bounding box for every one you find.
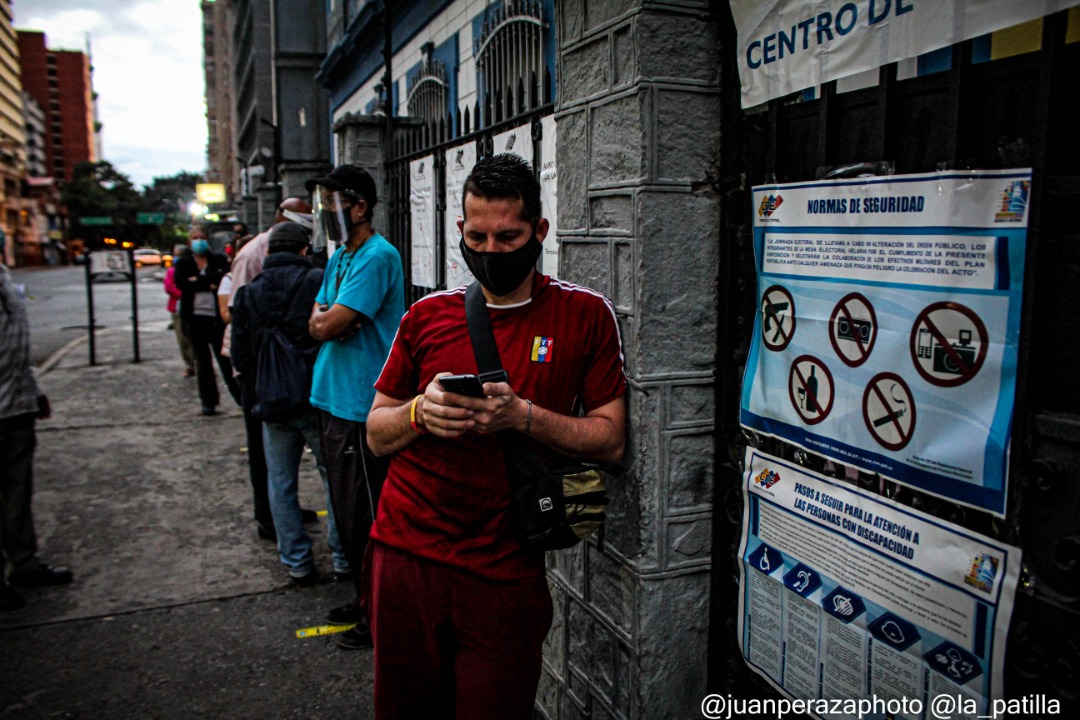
[252,273,311,422]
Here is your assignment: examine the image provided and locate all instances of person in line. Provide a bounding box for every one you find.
[1,264,73,611]
[365,154,627,718]
[306,165,404,649]
[230,199,316,542]
[231,222,349,586]
[172,227,241,416]
[164,244,195,378]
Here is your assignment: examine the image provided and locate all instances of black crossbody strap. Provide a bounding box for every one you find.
[462,281,536,467]
[464,282,507,383]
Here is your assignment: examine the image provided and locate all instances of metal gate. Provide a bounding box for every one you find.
[712,7,1080,705]
[386,74,553,306]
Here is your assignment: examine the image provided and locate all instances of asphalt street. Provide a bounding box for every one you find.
[1,267,376,719]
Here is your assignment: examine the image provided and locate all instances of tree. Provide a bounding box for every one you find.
[61,160,144,224]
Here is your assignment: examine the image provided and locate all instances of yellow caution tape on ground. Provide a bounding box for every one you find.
[295,623,356,639]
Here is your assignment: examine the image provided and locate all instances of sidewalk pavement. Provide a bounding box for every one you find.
[0,320,375,719]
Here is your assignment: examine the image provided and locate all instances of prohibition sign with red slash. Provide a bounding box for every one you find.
[829,292,878,368]
[761,285,796,351]
[862,372,916,450]
[909,301,988,388]
[788,355,834,425]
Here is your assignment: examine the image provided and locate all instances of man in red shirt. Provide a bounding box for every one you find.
[367,153,627,718]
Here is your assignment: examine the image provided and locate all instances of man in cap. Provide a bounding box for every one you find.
[306,164,404,649]
[231,222,349,586]
[229,197,316,542]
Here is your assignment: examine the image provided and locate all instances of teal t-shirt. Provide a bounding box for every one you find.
[310,233,405,422]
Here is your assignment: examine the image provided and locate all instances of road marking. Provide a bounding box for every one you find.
[295,623,356,639]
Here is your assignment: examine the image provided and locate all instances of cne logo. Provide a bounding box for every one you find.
[963,553,999,594]
[758,194,784,218]
[994,180,1029,223]
[455,149,465,168]
[539,497,554,512]
[755,468,780,489]
[505,134,517,151]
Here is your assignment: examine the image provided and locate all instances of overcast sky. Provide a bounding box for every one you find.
[16,0,207,189]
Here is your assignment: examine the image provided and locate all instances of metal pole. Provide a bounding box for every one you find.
[85,252,96,366]
[129,247,140,363]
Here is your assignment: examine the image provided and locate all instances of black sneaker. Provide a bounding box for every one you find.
[291,569,319,588]
[300,508,319,524]
[1,583,26,612]
[10,562,73,587]
[326,602,363,625]
[256,522,277,542]
[336,625,372,650]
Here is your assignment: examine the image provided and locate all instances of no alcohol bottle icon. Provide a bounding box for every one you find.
[788,356,834,425]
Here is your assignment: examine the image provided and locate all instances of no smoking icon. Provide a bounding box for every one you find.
[910,302,988,387]
[862,373,916,450]
[830,292,877,367]
[761,285,795,351]
[788,355,834,425]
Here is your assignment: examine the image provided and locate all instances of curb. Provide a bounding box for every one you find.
[38,329,115,376]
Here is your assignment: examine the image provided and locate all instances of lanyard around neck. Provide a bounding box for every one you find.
[335,246,358,291]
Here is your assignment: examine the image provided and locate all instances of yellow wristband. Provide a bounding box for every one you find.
[410,395,426,434]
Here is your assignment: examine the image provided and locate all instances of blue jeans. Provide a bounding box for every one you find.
[263,411,348,577]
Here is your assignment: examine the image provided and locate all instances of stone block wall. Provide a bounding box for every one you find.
[542,1,722,717]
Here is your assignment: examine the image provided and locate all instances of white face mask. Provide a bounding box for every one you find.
[311,187,354,253]
[281,209,314,230]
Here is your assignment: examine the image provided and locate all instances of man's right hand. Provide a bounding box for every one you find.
[417,373,478,438]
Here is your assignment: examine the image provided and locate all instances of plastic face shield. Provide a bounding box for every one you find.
[312,187,354,252]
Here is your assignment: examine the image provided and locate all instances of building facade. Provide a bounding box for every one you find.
[0,0,22,265]
[16,30,96,184]
[202,0,238,207]
[208,0,330,231]
[314,1,1080,717]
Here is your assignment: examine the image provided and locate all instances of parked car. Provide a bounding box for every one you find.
[133,248,172,268]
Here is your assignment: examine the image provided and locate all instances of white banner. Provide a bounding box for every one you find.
[539,114,559,279]
[409,156,437,288]
[729,0,1080,107]
[493,123,533,166]
[444,143,476,290]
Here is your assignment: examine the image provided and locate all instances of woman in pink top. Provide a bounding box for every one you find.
[164,245,196,377]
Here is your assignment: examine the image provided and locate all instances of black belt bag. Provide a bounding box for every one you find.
[464,282,612,551]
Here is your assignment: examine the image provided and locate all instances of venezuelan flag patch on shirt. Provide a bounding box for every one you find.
[531,336,555,363]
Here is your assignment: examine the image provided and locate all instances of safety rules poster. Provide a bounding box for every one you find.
[738,448,1021,718]
[740,169,1031,516]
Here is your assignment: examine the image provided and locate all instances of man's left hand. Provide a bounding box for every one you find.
[445,380,528,434]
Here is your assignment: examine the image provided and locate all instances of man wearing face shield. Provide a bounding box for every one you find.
[365,154,627,718]
[305,165,404,650]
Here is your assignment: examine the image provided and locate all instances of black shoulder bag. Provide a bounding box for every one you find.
[252,270,312,423]
[464,282,611,551]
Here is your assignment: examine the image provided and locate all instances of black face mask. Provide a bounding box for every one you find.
[460,235,542,297]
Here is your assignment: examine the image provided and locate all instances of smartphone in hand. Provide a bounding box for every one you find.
[438,374,486,398]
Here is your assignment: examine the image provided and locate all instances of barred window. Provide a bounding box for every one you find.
[475,0,546,120]
[407,43,448,124]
